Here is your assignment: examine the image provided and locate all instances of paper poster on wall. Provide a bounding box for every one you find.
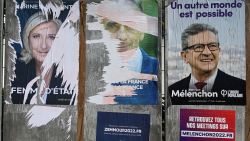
[167,0,246,105]
[7,0,79,105]
[180,109,236,141]
[86,0,159,105]
[96,112,150,141]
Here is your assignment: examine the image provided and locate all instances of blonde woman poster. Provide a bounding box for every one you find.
[9,0,79,105]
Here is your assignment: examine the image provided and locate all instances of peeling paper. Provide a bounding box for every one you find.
[39,0,64,19]
[8,0,24,88]
[7,39,19,104]
[8,39,19,82]
[13,0,26,42]
[26,106,65,128]
[23,76,40,104]
[87,4,137,85]
[95,0,158,36]
[87,6,137,104]
[66,115,72,139]
[41,1,79,105]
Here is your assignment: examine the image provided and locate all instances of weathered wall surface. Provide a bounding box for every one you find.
[3,105,77,141]
[246,0,250,141]
[0,0,4,140]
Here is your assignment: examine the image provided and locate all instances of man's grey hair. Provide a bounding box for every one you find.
[181,23,218,50]
[20,12,62,64]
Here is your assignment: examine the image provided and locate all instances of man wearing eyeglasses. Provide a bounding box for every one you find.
[168,23,245,105]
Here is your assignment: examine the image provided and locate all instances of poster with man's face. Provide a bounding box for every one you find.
[6,0,79,105]
[167,0,246,105]
[85,0,159,105]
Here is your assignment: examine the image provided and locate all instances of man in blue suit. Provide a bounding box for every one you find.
[86,0,159,105]
[101,19,158,105]
[168,23,245,105]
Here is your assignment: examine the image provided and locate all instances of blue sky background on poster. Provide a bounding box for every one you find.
[167,0,245,85]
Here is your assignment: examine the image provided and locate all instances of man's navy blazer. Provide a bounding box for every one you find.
[168,69,245,105]
[114,48,158,105]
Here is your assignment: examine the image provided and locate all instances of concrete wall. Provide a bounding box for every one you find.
[0,0,4,140]
[246,1,250,140]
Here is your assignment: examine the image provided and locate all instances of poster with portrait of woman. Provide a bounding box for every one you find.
[85,0,159,105]
[7,0,79,105]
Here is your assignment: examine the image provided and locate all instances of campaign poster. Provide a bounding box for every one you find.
[7,0,79,105]
[180,109,236,141]
[85,0,159,105]
[96,112,150,141]
[167,0,246,105]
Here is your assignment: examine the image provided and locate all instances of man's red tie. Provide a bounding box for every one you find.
[195,82,207,90]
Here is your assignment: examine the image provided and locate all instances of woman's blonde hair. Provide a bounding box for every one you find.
[20,12,62,64]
